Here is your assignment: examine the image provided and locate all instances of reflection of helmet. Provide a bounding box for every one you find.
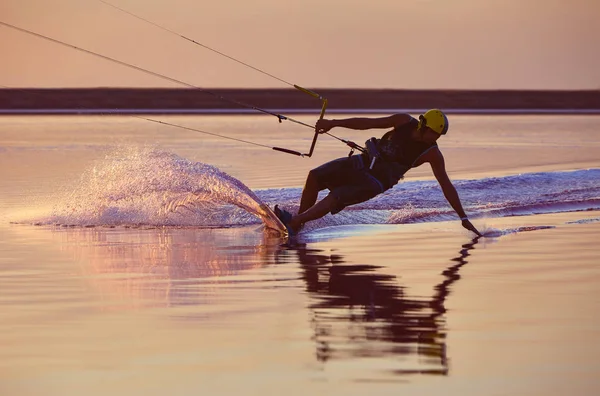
[418,109,449,135]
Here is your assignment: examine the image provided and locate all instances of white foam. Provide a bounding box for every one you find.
[25,146,270,228]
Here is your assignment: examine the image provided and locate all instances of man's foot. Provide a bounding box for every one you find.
[274,205,297,237]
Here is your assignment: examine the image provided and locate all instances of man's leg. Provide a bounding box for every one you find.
[289,169,385,231]
[298,169,322,214]
[289,194,337,231]
[281,156,370,232]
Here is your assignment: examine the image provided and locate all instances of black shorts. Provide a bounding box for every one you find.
[310,154,386,214]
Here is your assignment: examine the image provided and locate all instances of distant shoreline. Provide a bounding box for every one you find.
[1,108,599,115]
[1,88,599,115]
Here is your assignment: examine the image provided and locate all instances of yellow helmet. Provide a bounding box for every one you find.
[418,109,449,135]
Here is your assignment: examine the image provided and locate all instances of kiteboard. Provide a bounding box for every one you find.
[257,203,288,237]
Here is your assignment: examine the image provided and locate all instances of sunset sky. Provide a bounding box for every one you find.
[1,0,599,89]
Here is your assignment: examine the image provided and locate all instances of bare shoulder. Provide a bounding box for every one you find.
[414,145,444,168]
[387,113,413,127]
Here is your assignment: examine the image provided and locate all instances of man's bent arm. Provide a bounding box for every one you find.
[329,114,411,130]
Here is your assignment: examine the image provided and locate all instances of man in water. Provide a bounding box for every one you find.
[275,109,482,237]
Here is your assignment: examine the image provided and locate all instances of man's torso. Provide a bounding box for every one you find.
[364,117,437,189]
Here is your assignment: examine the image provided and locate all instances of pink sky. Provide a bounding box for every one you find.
[1,0,599,89]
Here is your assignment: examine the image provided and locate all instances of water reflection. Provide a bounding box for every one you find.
[285,236,481,375]
[43,225,480,376]
[47,226,282,308]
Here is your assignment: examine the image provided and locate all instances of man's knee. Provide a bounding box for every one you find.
[306,169,322,187]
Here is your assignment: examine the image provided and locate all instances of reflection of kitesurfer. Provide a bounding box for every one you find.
[275,110,482,236]
[292,235,481,373]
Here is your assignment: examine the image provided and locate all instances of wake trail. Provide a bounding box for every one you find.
[9,147,600,233]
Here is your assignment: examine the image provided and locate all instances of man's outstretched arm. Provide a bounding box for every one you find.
[427,148,482,236]
[315,114,411,133]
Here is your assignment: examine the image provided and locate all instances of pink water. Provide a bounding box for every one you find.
[1,115,599,395]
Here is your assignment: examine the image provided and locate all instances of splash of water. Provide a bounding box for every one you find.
[33,146,271,227]
[15,147,600,233]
